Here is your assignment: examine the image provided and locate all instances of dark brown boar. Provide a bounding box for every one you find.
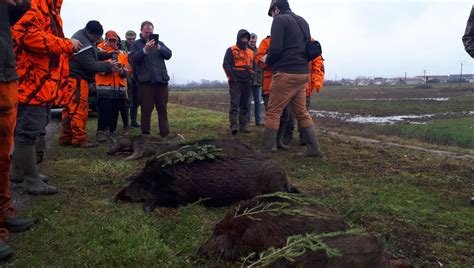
[116,140,298,212]
[197,195,348,261]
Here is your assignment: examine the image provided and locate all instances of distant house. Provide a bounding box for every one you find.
[449,74,474,83]
[406,77,424,85]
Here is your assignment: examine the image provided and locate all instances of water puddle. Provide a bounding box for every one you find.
[309,110,474,125]
[355,98,450,102]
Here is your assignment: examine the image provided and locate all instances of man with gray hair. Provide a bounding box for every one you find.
[121,30,140,128]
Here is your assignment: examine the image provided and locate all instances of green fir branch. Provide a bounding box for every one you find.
[241,229,365,268]
[153,144,225,167]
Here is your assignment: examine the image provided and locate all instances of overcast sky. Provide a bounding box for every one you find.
[61,0,474,84]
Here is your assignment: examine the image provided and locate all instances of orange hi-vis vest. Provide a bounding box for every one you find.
[227,45,254,82]
[95,42,131,98]
[306,55,325,96]
[12,0,73,106]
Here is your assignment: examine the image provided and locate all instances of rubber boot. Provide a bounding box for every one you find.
[4,216,34,233]
[9,155,48,183]
[276,121,289,150]
[35,135,46,164]
[12,143,58,195]
[0,242,13,261]
[257,128,277,158]
[299,126,322,157]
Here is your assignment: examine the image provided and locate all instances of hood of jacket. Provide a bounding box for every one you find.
[236,29,250,50]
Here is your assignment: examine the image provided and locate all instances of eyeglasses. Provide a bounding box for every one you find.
[108,39,118,43]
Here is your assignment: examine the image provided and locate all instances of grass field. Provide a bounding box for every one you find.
[8,104,474,267]
[169,84,474,149]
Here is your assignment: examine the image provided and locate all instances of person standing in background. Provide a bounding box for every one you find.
[223,29,254,135]
[246,33,264,127]
[121,30,141,128]
[129,21,172,138]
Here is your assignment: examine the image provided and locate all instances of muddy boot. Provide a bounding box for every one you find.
[35,135,46,164]
[276,122,289,150]
[230,124,238,136]
[13,143,58,195]
[4,216,34,233]
[239,125,251,134]
[9,153,48,184]
[257,128,277,158]
[96,131,109,143]
[298,126,322,158]
[35,136,50,183]
[298,129,307,146]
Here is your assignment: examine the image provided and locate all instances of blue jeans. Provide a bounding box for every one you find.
[246,85,262,124]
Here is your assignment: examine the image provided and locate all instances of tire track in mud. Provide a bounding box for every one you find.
[325,131,474,161]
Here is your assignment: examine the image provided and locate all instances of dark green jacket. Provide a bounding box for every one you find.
[0,3,29,82]
[251,46,263,86]
[69,29,112,83]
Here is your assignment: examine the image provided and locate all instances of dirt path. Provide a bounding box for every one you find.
[325,130,474,161]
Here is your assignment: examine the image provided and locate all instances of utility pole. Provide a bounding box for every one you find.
[423,69,427,84]
[460,62,464,89]
[404,72,407,84]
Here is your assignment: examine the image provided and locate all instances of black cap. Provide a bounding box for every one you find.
[85,20,104,36]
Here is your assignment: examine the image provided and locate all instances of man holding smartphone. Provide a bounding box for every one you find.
[129,21,172,138]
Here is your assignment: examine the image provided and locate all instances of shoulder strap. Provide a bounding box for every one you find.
[289,13,309,43]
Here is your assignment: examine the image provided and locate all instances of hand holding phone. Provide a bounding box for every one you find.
[149,34,159,44]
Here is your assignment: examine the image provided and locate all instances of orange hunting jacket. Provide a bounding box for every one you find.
[12,0,73,106]
[95,42,131,91]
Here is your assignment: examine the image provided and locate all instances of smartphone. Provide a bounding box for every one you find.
[149,34,159,44]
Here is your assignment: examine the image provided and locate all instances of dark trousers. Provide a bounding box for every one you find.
[138,83,169,137]
[97,98,128,133]
[229,81,251,129]
[127,79,140,124]
[246,85,262,124]
[284,96,312,144]
[15,104,50,146]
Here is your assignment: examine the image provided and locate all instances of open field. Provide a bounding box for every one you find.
[169,84,474,149]
[7,104,474,267]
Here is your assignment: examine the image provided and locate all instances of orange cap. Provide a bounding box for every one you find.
[105,30,119,40]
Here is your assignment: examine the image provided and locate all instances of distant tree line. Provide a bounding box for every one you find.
[171,79,228,90]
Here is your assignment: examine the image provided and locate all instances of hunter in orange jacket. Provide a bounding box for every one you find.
[255,36,272,96]
[96,42,131,92]
[9,0,79,196]
[95,31,132,138]
[12,0,75,106]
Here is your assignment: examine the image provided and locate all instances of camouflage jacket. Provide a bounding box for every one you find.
[463,6,474,58]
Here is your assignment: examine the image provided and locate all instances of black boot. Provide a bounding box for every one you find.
[257,128,277,158]
[277,122,289,150]
[298,126,322,157]
[3,216,34,233]
[0,243,13,261]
